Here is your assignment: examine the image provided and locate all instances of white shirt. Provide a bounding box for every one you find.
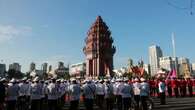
[140,82,150,96]
[7,83,19,101]
[59,83,66,97]
[121,83,132,98]
[47,82,58,100]
[30,82,41,100]
[19,83,29,96]
[105,83,113,98]
[159,81,166,93]
[116,82,124,95]
[69,84,80,101]
[83,83,96,99]
[133,82,141,95]
[113,82,118,95]
[95,83,105,95]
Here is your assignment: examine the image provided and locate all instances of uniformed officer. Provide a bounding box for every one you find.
[39,80,46,110]
[59,79,66,106]
[82,79,96,110]
[0,78,6,110]
[133,78,141,109]
[140,78,150,110]
[116,78,123,110]
[56,79,62,109]
[18,77,29,110]
[47,78,58,110]
[7,78,19,110]
[69,78,81,110]
[30,77,41,110]
[104,79,114,110]
[95,79,105,109]
[158,78,166,105]
[121,78,133,110]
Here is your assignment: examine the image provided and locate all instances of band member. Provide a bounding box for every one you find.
[166,78,172,97]
[180,78,186,97]
[186,78,193,97]
[172,78,179,98]
[149,78,155,97]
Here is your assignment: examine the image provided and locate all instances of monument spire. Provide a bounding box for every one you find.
[83,16,116,77]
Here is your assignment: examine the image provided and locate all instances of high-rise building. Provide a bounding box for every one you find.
[48,65,52,72]
[0,64,6,77]
[30,62,36,72]
[144,64,150,74]
[178,57,191,78]
[191,63,195,77]
[69,62,86,78]
[9,63,21,72]
[55,62,69,78]
[149,45,163,76]
[42,63,48,73]
[83,16,116,77]
[159,56,174,71]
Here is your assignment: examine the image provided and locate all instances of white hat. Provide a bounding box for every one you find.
[10,78,16,83]
[0,78,6,82]
[61,79,64,83]
[56,79,61,82]
[70,78,76,82]
[140,77,146,82]
[22,77,27,81]
[134,78,139,82]
[33,77,39,82]
[124,78,129,82]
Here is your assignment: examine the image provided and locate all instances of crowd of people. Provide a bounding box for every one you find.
[0,76,194,110]
[149,77,194,98]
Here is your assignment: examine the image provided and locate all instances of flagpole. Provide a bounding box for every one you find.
[172,32,177,78]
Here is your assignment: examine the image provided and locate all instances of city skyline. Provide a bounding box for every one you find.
[0,0,195,72]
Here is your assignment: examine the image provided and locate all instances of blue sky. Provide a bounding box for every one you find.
[0,0,195,72]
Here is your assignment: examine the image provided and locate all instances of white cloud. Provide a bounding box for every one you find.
[0,25,32,43]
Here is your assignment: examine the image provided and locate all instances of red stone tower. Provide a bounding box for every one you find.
[83,16,116,77]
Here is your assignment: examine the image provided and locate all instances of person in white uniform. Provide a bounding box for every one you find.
[116,79,123,110]
[82,79,96,110]
[158,78,166,105]
[69,78,81,110]
[133,77,141,109]
[7,78,19,110]
[30,77,41,110]
[104,79,114,110]
[121,78,133,110]
[95,79,105,109]
[47,78,58,110]
[140,78,150,110]
[18,77,29,110]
